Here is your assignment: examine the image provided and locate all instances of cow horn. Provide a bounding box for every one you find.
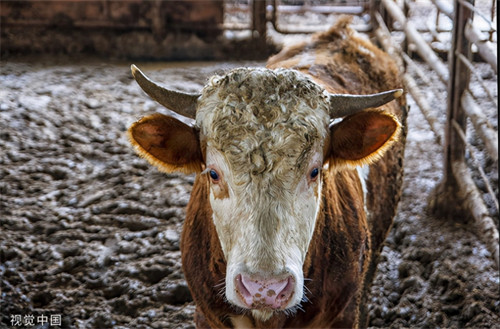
[328,89,403,118]
[131,64,199,119]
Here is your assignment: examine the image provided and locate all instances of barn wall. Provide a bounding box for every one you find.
[0,0,238,60]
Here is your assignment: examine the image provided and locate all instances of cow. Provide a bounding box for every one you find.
[127,17,407,329]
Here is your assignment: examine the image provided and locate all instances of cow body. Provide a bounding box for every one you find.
[128,17,406,329]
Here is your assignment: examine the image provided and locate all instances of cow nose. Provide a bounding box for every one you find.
[235,274,294,309]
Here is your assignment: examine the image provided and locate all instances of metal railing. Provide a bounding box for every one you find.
[372,0,498,267]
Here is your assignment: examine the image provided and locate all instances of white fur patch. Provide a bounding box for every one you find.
[358,45,374,57]
[297,52,316,68]
[356,165,370,214]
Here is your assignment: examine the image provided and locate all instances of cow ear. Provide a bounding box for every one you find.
[328,110,400,169]
[128,113,203,174]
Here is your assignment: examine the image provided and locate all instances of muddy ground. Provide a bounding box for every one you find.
[0,56,498,329]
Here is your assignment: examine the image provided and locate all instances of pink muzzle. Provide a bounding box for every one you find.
[235,273,295,310]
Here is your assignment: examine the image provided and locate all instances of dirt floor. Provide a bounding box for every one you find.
[0,56,498,329]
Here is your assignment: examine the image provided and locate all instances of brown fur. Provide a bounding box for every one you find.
[212,180,230,200]
[284,169,370,328]
[267,17,402,96]
[182,175,230,328]
[180,17,406,328]
[128,113,202,174]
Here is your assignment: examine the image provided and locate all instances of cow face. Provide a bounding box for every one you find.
[196,69,330,319]
[128,66,401,321]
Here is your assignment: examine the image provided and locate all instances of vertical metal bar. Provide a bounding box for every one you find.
[490,0,496,42]
[103,0,110,21]
[402,0,410,58]
[252,0,267,41]
[443,0,474,187]
[370,0,381,29]
[151,0,164,40]
[272,0,278,31]
[435,7,441,32]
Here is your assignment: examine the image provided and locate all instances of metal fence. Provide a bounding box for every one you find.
[371,0,498,267]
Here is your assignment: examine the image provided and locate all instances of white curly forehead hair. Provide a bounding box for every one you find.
[196,68,331,182]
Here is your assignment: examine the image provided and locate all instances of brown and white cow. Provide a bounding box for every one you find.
[128,17,406,329]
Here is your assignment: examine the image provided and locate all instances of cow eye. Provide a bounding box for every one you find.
[310,167,320,180]
[209,169,220,181]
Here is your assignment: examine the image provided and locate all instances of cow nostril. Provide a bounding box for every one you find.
[276,277,294,302]
[235,274,251,298]
[235,274,295,310]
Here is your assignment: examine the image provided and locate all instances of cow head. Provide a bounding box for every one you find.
[128,65,401,320]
